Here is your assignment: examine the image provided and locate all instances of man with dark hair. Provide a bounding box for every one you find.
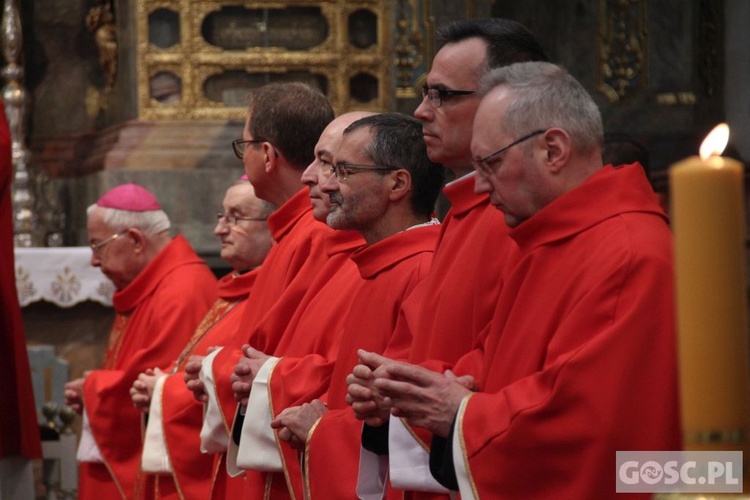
[436,18,549,80]
[222,112,371,499]
[182,82,336,497]
[232,113,443,499]
[363,61,679,499]
[242,82,335,202]
[348,18,548,497]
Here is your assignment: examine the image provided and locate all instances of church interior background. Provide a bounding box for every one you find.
[8,0,750,495]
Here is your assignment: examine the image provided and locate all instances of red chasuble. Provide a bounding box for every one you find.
[141,269,259,499]
[387,173,515,370]
[209,189,335,428]
[303,224,440,499]
[206,191,356,497]
[382,174,516,499]
[451,165,680,499]
[0,100,41,461]
[78,236,217,500]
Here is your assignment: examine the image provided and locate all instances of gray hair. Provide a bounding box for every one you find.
[479,62,603,153]
[86,204,171,237]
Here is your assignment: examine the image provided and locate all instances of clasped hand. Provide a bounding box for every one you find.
[346,350,474,438]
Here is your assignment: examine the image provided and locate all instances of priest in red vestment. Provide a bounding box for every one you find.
[64,183,218,500]
[129,178,274,499]
[180,82,336,498]
[216,112,372,499]
[0,100,42,499]
[346,19,548,498]
[259,113,444,499]
[360,62,680,499]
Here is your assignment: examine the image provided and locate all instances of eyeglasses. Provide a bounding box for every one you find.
[90,229,128,254]
[421,85,475,108]
[472,129,547,175]
[330,162,401,181]
[216,212,268,226]
[232,139,266,159]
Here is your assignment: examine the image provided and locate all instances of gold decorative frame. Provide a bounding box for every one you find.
[135,0,392,119]
[597,0,648,103]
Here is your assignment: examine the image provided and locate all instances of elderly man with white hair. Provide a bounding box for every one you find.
[65,183,217,500]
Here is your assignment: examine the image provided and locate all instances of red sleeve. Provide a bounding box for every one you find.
[305,408,362,499]
[84,266,217,497]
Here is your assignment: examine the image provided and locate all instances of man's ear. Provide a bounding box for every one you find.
[261,142,278,173]
[127,228,147,254]
[542,128,571,174]
[387,170,412,202]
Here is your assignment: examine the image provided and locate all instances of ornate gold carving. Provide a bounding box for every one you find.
[597,0,648,103]
[395,0,431,99]
[136,0,391,119]
[86,0,118,91]
[656,92,697,106]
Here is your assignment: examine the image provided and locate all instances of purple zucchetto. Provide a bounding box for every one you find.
[96,183,161,211]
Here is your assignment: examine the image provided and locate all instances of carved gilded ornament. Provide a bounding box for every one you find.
[136,0,391,119]
[86,0,118,91]
[394,0,426,98]
[597,0,648,103]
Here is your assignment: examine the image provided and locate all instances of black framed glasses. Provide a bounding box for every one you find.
[216,212,268,226]
[421,85,476,108]
[232,139,266,159]
[90,229,128,254]
[472,129,547,175]
[330,162,401,181]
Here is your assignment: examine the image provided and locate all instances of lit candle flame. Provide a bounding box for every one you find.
[699,123,730,161]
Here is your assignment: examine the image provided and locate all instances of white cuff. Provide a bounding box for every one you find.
[389,415,449,493]
[141,374,172,473]
[76,407,103,463]
[236,357,282,472]
[356,444,388,500]
[225,404,245,478]
[199,347,229,454]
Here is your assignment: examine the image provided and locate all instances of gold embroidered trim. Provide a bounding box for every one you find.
[103,313,130,369]
[303,416,323,500]
[456,394,479,499]
[173,299,238,372]
[399,417,430,452]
